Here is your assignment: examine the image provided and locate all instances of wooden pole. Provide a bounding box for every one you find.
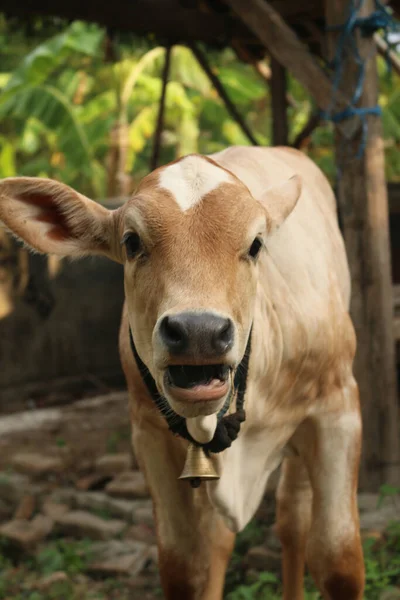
[150,45,172,171]
[325,0,400,489]
[189,43,259,146]
[253,60,297,109]
[270,57,289,146]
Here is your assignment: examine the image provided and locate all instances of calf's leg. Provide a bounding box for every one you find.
[295,381,364,600]
[133,421,235,600]
[276,456,312,600]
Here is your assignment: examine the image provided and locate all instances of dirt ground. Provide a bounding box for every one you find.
[0,392,399,600]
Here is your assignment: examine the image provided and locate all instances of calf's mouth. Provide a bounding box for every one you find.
[165,364,230,402]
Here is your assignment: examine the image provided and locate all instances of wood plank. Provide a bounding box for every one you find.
[326,0,400,489]
[269,0,322,19]
[393,284,400,310]
[392,286,400,344]
[226,0,360,139]
[388,183,400,214]
[1,0,251,44]
[395,316,400,341]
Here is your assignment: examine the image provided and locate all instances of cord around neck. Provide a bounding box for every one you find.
[129,328,252,454]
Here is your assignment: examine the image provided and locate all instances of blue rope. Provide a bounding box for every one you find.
[321,0,399,158]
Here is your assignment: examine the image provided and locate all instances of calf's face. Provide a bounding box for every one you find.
[122,156,267,418]
[0,154,300,419]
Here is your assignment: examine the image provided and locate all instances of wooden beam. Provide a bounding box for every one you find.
[374,34,400,78]
[388,183,400,214]
[189,43,259,146]
[226,0,360,139]
[326,0,400,490]
[270,57,289,145]
[269,0,322,19]
[2,0,252,45]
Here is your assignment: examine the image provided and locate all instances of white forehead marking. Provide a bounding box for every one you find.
[158,155,232,211]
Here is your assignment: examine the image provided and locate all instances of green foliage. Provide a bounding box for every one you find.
[224,512,400,599]
[363,525,400,599]
[0,14,399,199]
[0,539,91,599]
[35,539,92,576]
[0,20,107,195]
[226,571,280,600]
[378,484,400,508]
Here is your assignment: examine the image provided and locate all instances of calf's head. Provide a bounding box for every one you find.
[0,155,300,418]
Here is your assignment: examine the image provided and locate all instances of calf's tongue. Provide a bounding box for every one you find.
[168,364,229,389]
[187,414,218,444]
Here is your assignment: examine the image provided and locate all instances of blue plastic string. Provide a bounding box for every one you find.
[321,0,399,159]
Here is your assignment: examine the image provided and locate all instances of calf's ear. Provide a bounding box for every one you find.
[260,174,302,234]
[0,177,122,261]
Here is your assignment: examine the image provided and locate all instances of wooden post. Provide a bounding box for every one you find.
[270,57,288,146]
[253,60,297,109]
[326,0,400,489]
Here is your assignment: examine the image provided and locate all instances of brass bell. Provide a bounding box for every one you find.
[179,444,219,488]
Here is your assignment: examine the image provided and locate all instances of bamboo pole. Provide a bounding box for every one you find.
[270,57,289,146]
[150,45,172,171]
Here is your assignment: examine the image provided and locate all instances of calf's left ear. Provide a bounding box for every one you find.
[260,174,302,234]
[0,177,121,261]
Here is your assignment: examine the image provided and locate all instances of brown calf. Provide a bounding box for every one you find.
[0,146,364,599]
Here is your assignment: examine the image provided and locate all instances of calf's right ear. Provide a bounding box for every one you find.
[0,177,122,261]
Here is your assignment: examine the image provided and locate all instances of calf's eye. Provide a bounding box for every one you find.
[122,232,142,259]
[248,237,263,260]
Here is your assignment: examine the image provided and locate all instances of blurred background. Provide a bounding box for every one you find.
[0,12,399,600]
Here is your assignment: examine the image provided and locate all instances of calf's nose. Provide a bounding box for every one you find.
[160,312,234,357]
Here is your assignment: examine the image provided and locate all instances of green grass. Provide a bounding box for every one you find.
[224,521,400,600]
[35,539,93,576]
[0,538,93,600]
[224,484,400,599]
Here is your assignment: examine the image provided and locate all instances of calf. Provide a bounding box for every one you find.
[0,146,364,599]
